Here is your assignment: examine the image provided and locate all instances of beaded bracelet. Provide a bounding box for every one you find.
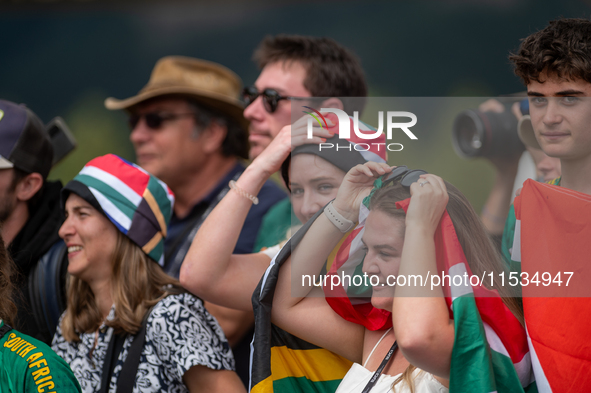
[229,180,259,205]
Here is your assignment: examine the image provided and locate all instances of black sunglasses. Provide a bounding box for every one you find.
[242,86,295,113]
[128,112,195,130]
[381,165,428,188]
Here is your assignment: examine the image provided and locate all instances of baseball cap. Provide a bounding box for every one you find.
[0,100,53,179]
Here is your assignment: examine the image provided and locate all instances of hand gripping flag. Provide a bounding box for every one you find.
[323,179,535,392]
[250,207,353,393]
[511,179,591,392]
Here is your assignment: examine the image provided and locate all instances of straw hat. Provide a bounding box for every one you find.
[517,115,541,150]
[105,56,247,129]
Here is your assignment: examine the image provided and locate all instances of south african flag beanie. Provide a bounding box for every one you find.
[62,154,175,266]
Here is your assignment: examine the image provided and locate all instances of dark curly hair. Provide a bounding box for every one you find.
[0,233,18,326]
[510,18,591,85]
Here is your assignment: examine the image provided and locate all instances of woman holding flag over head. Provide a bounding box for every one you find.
[271,161,535,392]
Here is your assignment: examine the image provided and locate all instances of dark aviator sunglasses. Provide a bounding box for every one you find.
[242,86,299,114]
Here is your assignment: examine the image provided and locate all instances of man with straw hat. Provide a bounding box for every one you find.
[105,56,287,387]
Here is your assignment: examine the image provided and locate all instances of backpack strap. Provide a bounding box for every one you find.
[116,291,187,393]
[99,292,183,393]
[28,241,68,341]
[99,331,126,393]
[116,308,153,393]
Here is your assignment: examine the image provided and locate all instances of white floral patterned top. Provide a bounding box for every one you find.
[52,293,235,393]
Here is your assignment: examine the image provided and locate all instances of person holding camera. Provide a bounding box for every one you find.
[0,99,68,345]
[473,99,560,233]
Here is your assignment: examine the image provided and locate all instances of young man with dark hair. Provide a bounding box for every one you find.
[253,35,367,102]
[504,17,591,391]
[244,34,368,250]
[181,35,372,391]
[0,100,67,345]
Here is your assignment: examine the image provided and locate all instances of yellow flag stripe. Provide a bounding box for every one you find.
[270,346,352,382]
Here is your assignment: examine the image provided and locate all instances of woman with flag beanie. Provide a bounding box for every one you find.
[50,154,245,393]
[271,162,533,392]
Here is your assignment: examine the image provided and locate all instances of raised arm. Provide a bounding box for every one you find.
[180,121,329,311]
[272,162,391,363]
[179,126,293,311]
[184,366,245,393]
[478,100,523,238]
[392,174,454,380]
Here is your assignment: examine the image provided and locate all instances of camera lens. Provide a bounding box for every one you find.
[452,110,485,158]
[452,108,523,159]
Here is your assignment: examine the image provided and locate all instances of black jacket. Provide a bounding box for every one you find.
[8,180,66,344]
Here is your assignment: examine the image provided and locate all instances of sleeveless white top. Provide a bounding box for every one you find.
[335,329,449,393]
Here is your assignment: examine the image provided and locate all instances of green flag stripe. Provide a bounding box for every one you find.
[450,294,497,392]
[75,174,136,220]
[146,177,172,222]
[273,376,342,393]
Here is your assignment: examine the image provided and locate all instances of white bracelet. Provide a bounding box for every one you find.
[229,180,259,205]
[324,201,356,233]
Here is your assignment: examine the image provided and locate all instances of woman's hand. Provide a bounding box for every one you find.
[332,162,392,221]
[249,114,335,177]
[291,112,335,147]
[247,125,293,177]
[405,174,449,235]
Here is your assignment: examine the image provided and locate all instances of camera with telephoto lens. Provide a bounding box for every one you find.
[452,100,525,159]
[46,116,76,164]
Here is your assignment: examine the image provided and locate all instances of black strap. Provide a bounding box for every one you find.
[97,306,156,393]
[116,309,152,393]
[28,241,69,343]
[0,324,12,339]
[163,171,242,277]
[361,340,398,393]
[99,331,126,393]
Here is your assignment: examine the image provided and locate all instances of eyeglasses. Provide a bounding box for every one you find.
[381,165,428,189]
[242,86,295,113]
[128,112,195,130]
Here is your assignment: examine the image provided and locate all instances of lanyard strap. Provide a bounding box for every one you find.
[163,171,241,276]
[361,340,398,393]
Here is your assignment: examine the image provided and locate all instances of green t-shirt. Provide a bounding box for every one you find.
[254,198,300,252]
[0,321,81,393]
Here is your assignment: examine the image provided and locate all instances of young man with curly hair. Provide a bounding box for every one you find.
[504,17,591,392]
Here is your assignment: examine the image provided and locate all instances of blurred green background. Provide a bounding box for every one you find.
[1,0,589,209]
